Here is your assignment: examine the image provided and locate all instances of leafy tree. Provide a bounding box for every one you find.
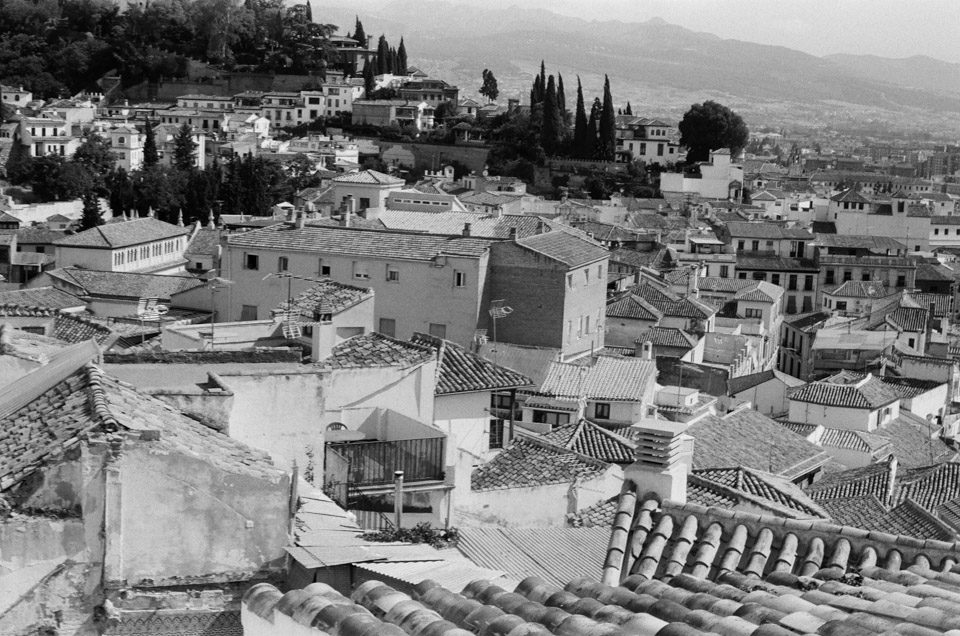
[172,123,198,172]
[143,120,159,168]
[434,100,458,122]
[73,133,117,187]
[133,164,186,220]
[79,190,105,230]
[26,155,94,202]
[480,69,499,102]
[678,100,749,164]
[598,75,616,161]
[573,77,591,159]
[541,75,563,156]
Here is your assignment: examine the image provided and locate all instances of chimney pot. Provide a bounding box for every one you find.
[509,227,518,240]
[462,222,472,237]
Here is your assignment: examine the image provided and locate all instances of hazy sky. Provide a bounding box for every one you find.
[327,0,960,63]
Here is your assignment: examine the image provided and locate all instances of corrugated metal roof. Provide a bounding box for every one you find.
[456,526,609,587]
[286,545,385,568]
[353,559,514,594]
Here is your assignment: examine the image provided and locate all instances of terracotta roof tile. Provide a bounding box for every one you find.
[53,218,189,248]
[605,293,664,321]
[330,169,403,185]
[319,332,434,369]
[410,332,532,395]
[687,409,830,480]
[630,284,716,319]
[540,419,636,464]
[227,224,491,260]
[806,461,892,502]
[538,357,656,402]
[275,280,373,318]
[48,268,205,300]
[728,369,804,396]
[633,326,697,349]
[53,313,113,345]
[819,428,892,454]
[789,375,902,409]
[470,437,608,491]
[514,231,609,268]
[0,287,85,310]
[184,227,222,258]
[691,467,828,517]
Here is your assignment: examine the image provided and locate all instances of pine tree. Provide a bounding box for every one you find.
[573,76,590,159]
[480,69,499,102]
[397,37,407,75]
[172,123,198,172]
[588,97,602,158]
[625,101,633,116]
[143,119,158,169]
[541,75,563,156]
[362,57,375,96]
[354,16,367,48]
[376,35,389,74]
[557,73,566,115]
[598,75,616,161]
[80,190,104,230]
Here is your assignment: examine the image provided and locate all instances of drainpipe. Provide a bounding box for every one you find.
[394,470,404,529]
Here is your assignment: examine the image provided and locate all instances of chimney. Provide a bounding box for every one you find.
[926,301,936,350]
[626,418,692,504]
[687,265,700,298]
[295,211,306,229]
[885,456,898,506]
[641,340,653,360]
[462,222,472,237]
[508,227,518,241]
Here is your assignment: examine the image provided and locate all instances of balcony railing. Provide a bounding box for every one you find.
[325,437,445,489]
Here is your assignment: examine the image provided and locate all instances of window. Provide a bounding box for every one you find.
[319,259,331,276]
[657,143,664,156]
[567,274,573,289]
[720,265,729,278]
[428,323,447,339]
[842,269,852,282]
[454,271,466,287]
[804,275,813,291]
[532,411,570,427]
[738,272,747,280]
[737,240,745,251]
[244,253,259,270]
[744,308,762,318]
[240,305,258,321]
[386,267,400,282]
[751,240,760,251]
[936,228,941,235]
[584,268,590,284]
[825,269,835,285]
[788,274,798,291]
[278,256,288,272]
[20,326,45,335]
[861,272,871,282]
[585,315,591,334]
[908,337,916,348]
[897,273,906,287]
[836,301,847,311]
[771,273,780,286]
[353,262,370,280]
[379,318,396,337]
[595,403,611,420]
[489,419,505,449]
[359,197,371,210]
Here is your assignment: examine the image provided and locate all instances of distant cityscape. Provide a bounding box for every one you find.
[6,3,960,636]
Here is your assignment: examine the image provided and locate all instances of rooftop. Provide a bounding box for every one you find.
[630,284,716,320]
[330,169,404,185]
[687,408,830,480]
[727,369,805,396]
[537,357,657,403]
[47,268,205,300]
[53,217,189,249]
[605,293,664,321]
[633,325,698,349]
[539,419,636,464]
[823,280,889,298]
[735,281,784,303]
[227,224,492,261]
[788,374,903,409]
[318,332,434,370]
[0,286,85,310]
[723,221,814,240]
[409,332,532,395]
[514,231,609,269]
[275,280,373,319]
[470,437,609,491]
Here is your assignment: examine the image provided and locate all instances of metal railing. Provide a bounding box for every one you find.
[326,437,445,487]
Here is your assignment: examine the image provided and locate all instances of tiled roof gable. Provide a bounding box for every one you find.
[53,217,189,249]
[410,332,532,395]
[470,437,608,491]
[538,357,656,402]
[319,332,434,369]
[514,231,608,268]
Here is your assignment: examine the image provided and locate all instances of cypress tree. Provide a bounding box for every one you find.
[362,57,375,96]
[573,77,590,159]
[354,16,367,48]
[80,190,104,230]
[541,75,563,156]
[376,35,389,74]
[397,38,407,75]
[305,1,312,22]
[172,123,198,172]
[599,75,616,161]
[557,73,566,115]
[588,97,602,159]
[538,60,546,97]
[625,101,633,116]
[143,119,158,168]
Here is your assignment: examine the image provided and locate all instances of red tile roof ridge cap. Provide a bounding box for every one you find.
[84,364,121,431]
[659,496,960,560]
